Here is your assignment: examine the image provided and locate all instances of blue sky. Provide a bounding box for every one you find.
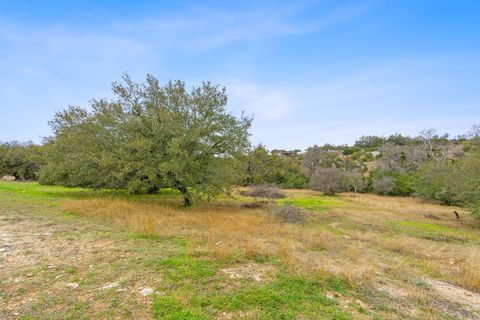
[0,0,479,149]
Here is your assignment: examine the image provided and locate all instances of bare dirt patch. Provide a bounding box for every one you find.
[220,263,276,283]
[426,279,480,319]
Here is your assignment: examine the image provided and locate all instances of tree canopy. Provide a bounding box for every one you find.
[0,141,45,180]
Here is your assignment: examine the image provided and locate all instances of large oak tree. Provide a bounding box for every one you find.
[40,74,252,206]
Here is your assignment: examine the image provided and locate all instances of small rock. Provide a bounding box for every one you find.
[1,175,16,181]
[66,282,79,289]
[99,282,119,290]
[139,287,154,296]
[13,277,23,283]
[355,299,368,309]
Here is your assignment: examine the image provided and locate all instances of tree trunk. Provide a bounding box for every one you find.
[178,185,192,207]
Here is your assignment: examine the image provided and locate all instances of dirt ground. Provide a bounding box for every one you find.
[0,202,167,319]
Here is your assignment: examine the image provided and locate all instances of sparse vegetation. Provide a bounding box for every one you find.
[242,184,287,199]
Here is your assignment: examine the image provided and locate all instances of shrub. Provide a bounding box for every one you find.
[342,147,360,156]
[414,162,459,205]
[267,204,306,224]
[344,170,367,193]
[392,173,415,196]
[309,168,347,196]
[373,176,395,195]
[243,185,287,199]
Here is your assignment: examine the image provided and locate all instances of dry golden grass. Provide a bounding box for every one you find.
[63,191,480,294]
[325,194,480,291]
[62,198,336,269]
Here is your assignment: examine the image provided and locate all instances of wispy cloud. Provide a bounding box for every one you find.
[0,1,374,82]
[112,1,375,51]
[0,19,148,73]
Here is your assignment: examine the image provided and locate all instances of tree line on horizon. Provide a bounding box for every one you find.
[1,75,479,220]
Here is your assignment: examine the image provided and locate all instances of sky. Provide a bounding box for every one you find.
[0,0,479,150]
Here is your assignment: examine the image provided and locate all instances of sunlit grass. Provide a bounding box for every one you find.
[278,196,340,211]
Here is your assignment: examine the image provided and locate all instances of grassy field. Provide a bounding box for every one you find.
[1,181,480,319]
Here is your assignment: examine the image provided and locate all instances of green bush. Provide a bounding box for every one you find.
[414,162,459,205]
[392,173,415,196]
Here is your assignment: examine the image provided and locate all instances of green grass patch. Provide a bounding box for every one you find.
[0,181,89,200]
[129,233,189,248]
[147,254,218,284]
[152,274,354,319]
[278,196,340,212]
[390,221,479,244]
[153,296,209,320]
[0,181,185,206]
[324,275,351,294]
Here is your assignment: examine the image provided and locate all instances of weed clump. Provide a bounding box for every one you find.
[243,185,286,199]
[241,200,270,208]
[267,204,306,224]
